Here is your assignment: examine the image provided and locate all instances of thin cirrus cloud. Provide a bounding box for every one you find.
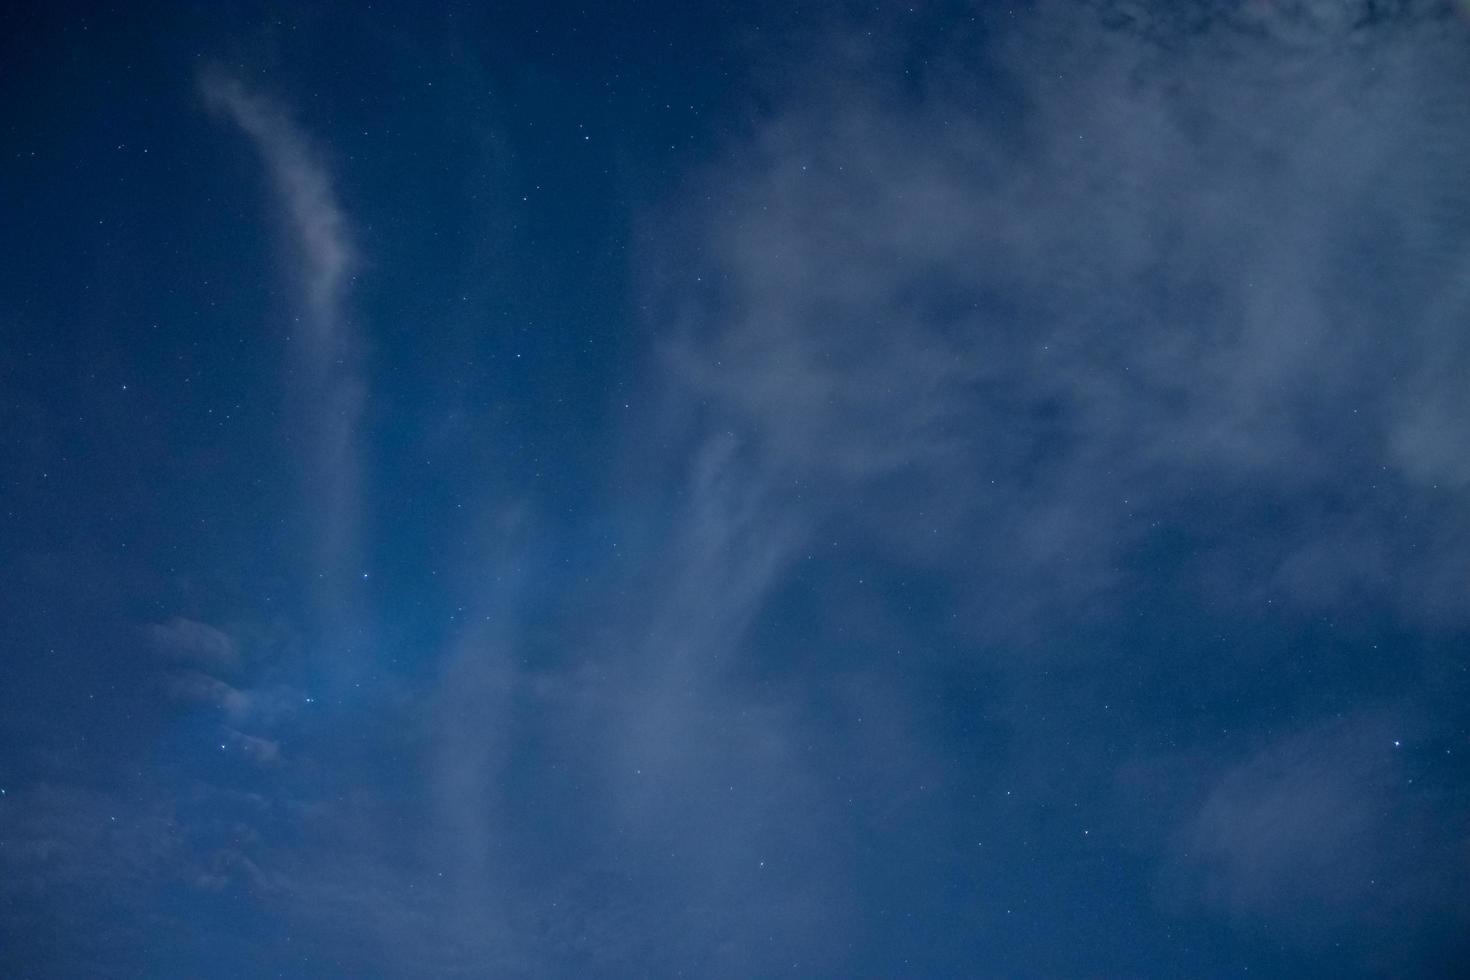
[198,71,354,336]
[199,70,365,599]
[144,616,239,671]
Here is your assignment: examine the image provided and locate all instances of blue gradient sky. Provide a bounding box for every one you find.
[2,2,1469,976]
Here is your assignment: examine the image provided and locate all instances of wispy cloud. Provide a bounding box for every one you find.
[20,8,1457,974]
[653,0,1470,633]
[1172,717,1394,923]
[638,0,1470,958]
[199,71,355,337]
[145,616,239,671]
[200,71,365,601]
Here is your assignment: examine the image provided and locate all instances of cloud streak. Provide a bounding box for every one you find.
[201,71,366,607]
[199,72,355,335]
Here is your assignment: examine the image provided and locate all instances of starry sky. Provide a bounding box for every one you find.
[3,1,1470,977]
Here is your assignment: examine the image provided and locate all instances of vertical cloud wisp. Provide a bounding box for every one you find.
[201,71,366,613]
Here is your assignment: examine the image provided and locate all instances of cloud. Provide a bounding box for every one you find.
[396,434,858,971]
[200,70,365,602]
[1158,712,1470,963]
[1171,717,1397,924]
[0,783,188,972]
[42,7,1457,974]
[224,728,282,766]
[145,617,239,671]
[166,668,253,720]
[649,0,1470,634]
[629,1,1470,964]
[198,71,354,335]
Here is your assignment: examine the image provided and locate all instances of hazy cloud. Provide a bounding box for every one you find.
[166,668,253,721]
[638,1,1470,962]
[200,70,366,603]
[23,6,1461,975]
[145,617,239,671]
[224,728,282,766]
[1159,711,1470,961]
[199,71,355,334]
[653,0,1470,633]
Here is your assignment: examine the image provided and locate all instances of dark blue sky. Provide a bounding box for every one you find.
[3,2,1470,977]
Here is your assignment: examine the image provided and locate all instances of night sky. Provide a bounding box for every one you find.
[3,2,1470,977]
